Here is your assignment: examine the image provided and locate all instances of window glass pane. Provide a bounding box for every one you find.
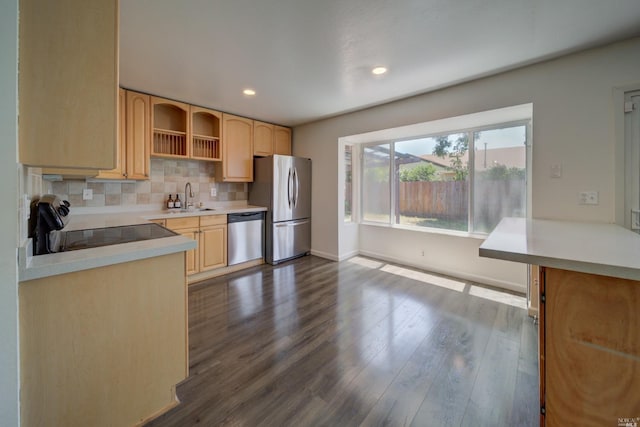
[362,144,390,223]
[344,145,352,222]
[395,133,469,232]
[472,125,527,233]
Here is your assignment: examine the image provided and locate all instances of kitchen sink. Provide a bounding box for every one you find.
[165,207,216,214]
[175,207,216,213]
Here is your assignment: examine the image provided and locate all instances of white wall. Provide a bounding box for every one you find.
[294,37,640,290]
[0,0,20,425]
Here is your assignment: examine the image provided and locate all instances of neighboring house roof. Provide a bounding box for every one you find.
[415,146,525,171]
[417,154,451,169]
[473,146,525,171]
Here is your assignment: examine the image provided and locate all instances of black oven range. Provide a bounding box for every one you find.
[28,194,177,255]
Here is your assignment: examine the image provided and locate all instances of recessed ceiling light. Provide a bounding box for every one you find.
[243,88,256,96]
[372,67,388,75]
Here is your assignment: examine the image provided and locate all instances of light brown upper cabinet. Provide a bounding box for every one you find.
[254,122,292,157]
[274,126,292,155]
[97,90,151,180]
[217,114,254,182]
[151,97,190,158]
[96,89,127,179]
[19,0,119,169]
[125,91,152,179]
[253,121,274,157]
[191,106,222,161]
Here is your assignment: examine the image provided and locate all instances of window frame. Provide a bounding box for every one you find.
[359,119,531,236]
[343,143,354,223]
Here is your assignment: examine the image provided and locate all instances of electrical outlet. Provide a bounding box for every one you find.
[578,191,598,205]
[82,188,93,200]
[210,186,217,197]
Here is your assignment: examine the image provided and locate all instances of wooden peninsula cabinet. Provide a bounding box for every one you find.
[480,218,640,427]
[19,253,188,427]
[538,267,640,426]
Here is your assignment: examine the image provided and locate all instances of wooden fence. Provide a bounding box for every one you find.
[399,181,468,219]
[364,179,525,226]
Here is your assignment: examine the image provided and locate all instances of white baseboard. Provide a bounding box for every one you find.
[337,249,360,261]
[357,249,526,294]
[310,249,339,261]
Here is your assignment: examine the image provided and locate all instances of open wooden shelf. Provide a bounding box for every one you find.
[151,97,190,158]
[153,128,188,157]
[192,134,221,161]
[191,107,222,161]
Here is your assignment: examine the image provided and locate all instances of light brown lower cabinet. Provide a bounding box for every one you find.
[19,253,187,427]
[165,215,227,276]
[199,215,227,271]
[539,267,640,426]
[180,227,200,275]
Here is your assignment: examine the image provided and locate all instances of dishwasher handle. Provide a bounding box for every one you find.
[227,212,265,223]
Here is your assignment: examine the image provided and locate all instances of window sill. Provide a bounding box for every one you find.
[359,221,488,240]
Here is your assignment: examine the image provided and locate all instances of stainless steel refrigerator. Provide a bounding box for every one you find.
[249,155,311,264]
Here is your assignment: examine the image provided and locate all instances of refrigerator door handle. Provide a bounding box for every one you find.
[275,219,310,228]
[287,167,293,208]
[293,167,299,208]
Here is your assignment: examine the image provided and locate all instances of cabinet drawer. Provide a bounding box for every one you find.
[200,214,227,227]
[166,216,199,230]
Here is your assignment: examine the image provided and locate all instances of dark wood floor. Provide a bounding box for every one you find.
[146,255,538,427]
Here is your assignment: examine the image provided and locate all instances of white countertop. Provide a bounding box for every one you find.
[479,217,640,281]
[19,204,267,281]
[64,205,267,231]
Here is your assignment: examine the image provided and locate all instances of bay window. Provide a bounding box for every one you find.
[360,121,529,234]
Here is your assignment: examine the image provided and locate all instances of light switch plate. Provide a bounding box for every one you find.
[82,188,93,200]
[210,186,217,197]
[550,164,562,178]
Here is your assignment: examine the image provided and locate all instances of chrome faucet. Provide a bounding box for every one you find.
[185,182,194,209]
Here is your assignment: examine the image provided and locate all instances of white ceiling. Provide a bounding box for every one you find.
[120,0,640,127]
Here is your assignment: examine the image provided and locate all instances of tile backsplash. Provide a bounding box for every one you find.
[49,158,247,208]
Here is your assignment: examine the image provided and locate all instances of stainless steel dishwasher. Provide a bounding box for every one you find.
[227,212,264,265]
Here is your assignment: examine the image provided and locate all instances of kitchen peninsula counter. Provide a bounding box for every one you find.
[479,217,640,280]
[17,204,266,426]
[480,217,640,426]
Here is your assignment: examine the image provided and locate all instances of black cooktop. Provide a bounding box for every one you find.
[61,223,178,252]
